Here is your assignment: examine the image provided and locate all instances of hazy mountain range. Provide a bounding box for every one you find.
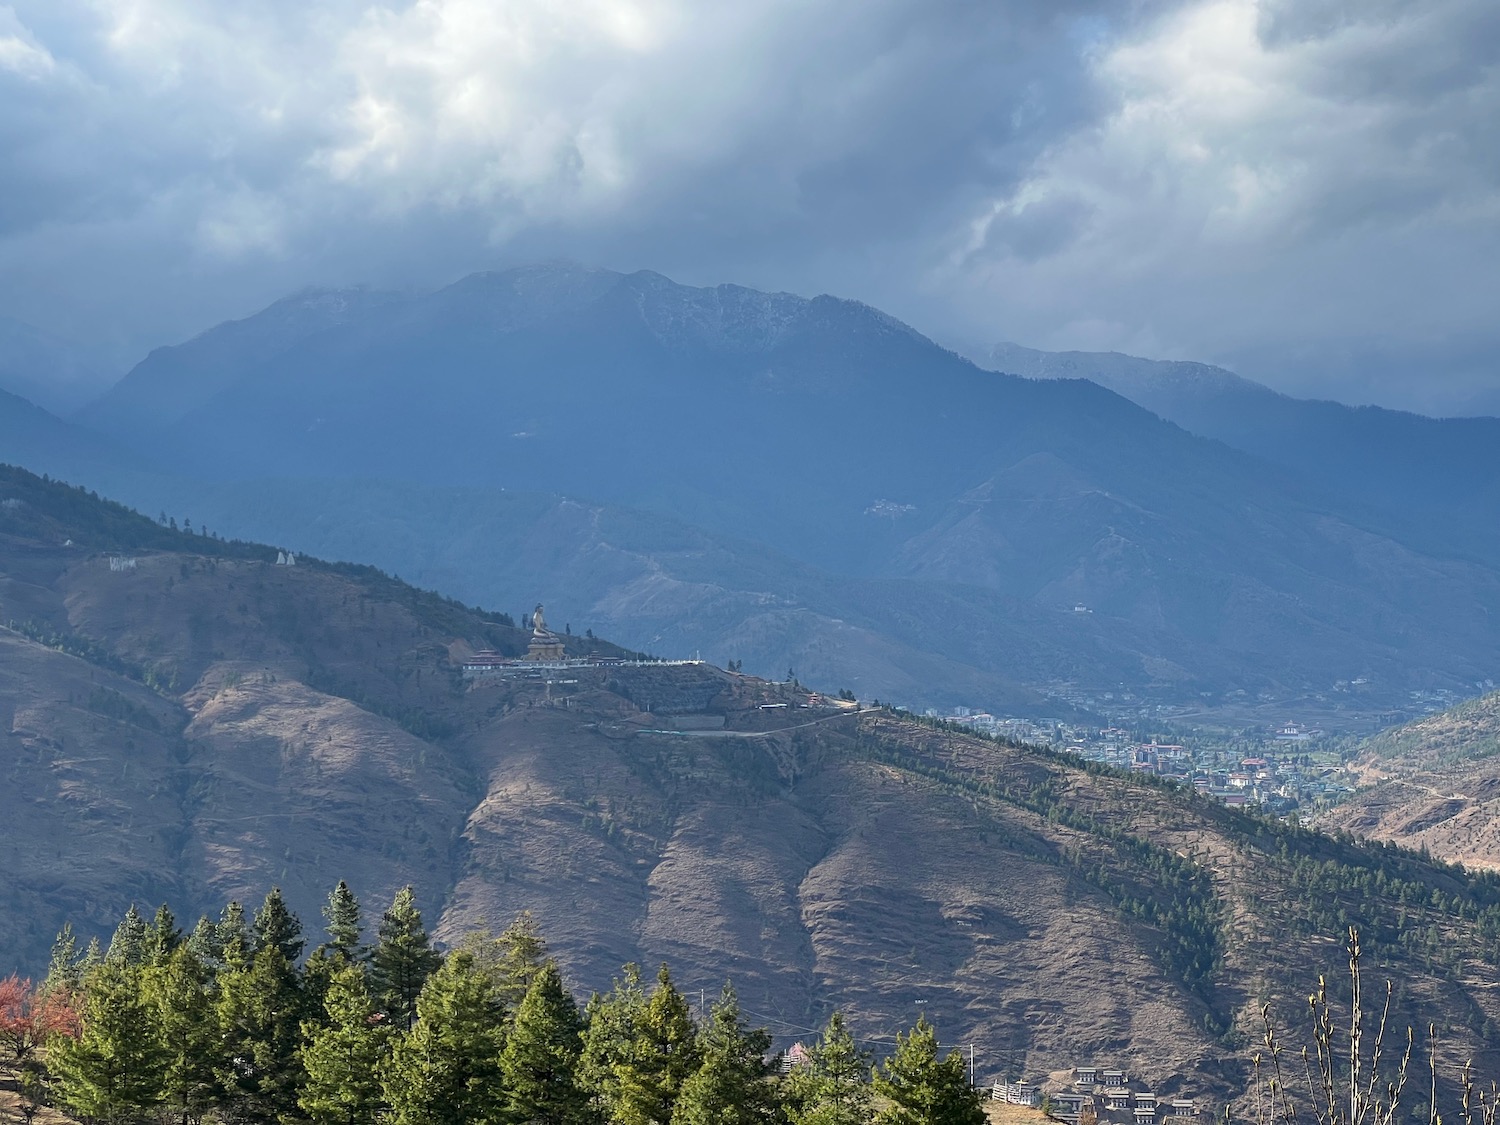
[4,264,1499,720]
[990,342,1500,567]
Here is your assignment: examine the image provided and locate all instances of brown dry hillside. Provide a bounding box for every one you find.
[1319,691,1500,869]
[5,465,1500,1106]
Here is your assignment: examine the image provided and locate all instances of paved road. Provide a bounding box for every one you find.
[639,707,876,739]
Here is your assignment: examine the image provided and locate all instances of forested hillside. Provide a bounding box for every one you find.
[4,463,1500,1102]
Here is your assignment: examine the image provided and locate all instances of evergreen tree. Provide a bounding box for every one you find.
[870,1017,982,1125]
[51,961,168,1123]
[784,1012,871,1125]
[253,887,306,964]
[371,886,442,1032]
[496,911,549,1013]
[219,901,251,970]
[186,915,224,969]
[301,947,341,1033]
[143,945,223,1125]
[216,946,306,1123]
[453,914,546,1020]
[613,965,702,1125]
[321,881,364,962]
[147,904,184,966]
[105,904,148,967]
[306,881,367,1021]
[300,962,388,1125]
[42,923,80,998]
[80,937,104,974]
[672,984,778,1125]
[578,963,648,1121]
[381,951,507,1125]
[501,962,588,1125]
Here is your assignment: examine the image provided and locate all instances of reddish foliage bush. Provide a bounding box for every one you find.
[0,976,80,1060]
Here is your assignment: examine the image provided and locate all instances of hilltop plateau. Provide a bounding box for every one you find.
[7,465,1500,1103]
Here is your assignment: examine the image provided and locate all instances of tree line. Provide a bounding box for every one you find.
[1,882,985,1125]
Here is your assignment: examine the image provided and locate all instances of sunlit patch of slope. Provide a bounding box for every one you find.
[1320,691,1500,869]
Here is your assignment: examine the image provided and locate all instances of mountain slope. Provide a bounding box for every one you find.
[988,342,1500,565]
[1320,691,1500,869]
[0,316,106,415]
[0,387,150,486]
[78,287,404,435]
[6,464,1500,1099]
[54,265,1500,716]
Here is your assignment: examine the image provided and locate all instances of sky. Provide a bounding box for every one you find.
[1,0,1498,416]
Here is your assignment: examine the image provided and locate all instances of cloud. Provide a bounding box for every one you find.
[948,0,1500,411]
[0,11,56,80]
[0,0,1496,414]
[0,0,1129,373]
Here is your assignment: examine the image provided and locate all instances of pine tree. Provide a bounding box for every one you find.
[253,887,306,964]
[321,881,364,962]
[216,947,306,1123]
[219,901,251,970]
[301,947,341,1033]
[300,962,388,1125]
[381,951,507,1125]
[501,962,588,1125]
[578,963,648,1121]
[142,945,222,1125]
[51,961,169,1122]
[306,881,368,1021]
[79,937,103,974]
[453,913,552,1033]
[42,923,80,998]
[186,915,224,969]
[784,1012,871,1125]
[147,904,184,966]
[371,886,442,1032]
[496,911,549,1013]
[870,1017,982,1125]
[672,983,777,1125]
[613,965,702,1125]
[105,904,148,967]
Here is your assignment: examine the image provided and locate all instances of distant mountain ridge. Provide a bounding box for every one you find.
[80,287,406,435]
[987,341,1500,566]
[6,263,1499,718]
[0,316,107,415]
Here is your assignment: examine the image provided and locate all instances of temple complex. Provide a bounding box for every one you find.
[526,604,567,661]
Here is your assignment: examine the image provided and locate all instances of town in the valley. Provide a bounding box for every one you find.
[930,708,1355,815]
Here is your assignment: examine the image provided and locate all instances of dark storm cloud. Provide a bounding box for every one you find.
[0,0,1497,414]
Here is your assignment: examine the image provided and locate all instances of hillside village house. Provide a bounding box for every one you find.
[1029,1066,1197,1125]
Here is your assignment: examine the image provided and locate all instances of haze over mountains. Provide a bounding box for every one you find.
[6,264,1500,721]
[989,342,1500,568]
